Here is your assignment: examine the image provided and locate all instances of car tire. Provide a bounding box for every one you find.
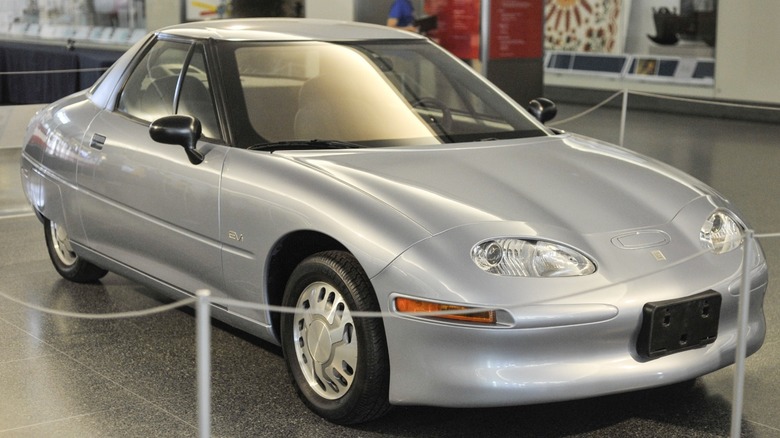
[280,251,391,424]
[44,218,108,283]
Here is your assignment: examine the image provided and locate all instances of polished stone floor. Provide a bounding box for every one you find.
[0,102,779,437]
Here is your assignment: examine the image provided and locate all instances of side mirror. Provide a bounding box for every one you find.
[149,115,204,165]
[527,98,557,124]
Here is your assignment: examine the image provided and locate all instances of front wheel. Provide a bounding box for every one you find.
[280,251,390,424]
[44,218,108,283]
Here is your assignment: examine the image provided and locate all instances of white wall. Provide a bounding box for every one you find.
[305,0,355,21]
[146,0,181,31]
[715,0,780,103]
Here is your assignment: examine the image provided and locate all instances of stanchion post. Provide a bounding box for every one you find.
[479,0,491,77]
[730,230,754,438]
[619,89,628,147]
[196,289,212,438]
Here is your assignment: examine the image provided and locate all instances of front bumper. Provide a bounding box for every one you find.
[381,282,766,407]
[372,227,768,407]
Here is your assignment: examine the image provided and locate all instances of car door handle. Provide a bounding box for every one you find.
[90,133,106,150]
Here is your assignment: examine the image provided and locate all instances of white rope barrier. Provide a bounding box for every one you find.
[0,67,109,76]
[629,90,780,112]
[551,89,780,135]
[547,90,624,126]
[620,89,628,146]
[1,229,772,438]
[0,289,196,319]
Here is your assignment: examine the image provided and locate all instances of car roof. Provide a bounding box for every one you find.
[157,18,426,42]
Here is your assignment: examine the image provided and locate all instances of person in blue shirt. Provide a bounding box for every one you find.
[387,0,418,32]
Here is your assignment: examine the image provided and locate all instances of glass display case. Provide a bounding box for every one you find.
[1,0,147,45]
[543,0,718,97]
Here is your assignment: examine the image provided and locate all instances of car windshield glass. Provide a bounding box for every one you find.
[220,40,548,148]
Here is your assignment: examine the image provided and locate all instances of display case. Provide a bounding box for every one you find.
[0,1,146,104]
[1,0,147,47]
[544,0,722,100]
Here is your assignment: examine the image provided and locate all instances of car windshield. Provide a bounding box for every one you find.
[218,40,548,148]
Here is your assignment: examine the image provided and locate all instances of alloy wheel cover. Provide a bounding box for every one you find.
[292,281,358,400]
[50,221,77,266]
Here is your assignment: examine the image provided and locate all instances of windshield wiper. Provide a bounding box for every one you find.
[248,139,363,153]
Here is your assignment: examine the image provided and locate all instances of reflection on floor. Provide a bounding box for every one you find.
[1,104,779,437]
[0,149,29,218]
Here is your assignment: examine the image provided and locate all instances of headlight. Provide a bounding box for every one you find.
[471,238,595,277]
[700,210,744,254]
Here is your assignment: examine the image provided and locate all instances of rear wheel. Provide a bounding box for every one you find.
[44,218,108,283]
[280,251,391,424]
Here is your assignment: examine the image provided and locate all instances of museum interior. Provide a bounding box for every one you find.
[0,0,779,436]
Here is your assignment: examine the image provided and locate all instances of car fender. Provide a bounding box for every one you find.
[21,94,104,239]
[218,147,431,331]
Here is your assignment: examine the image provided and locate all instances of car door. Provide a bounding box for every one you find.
[77,38,227,296]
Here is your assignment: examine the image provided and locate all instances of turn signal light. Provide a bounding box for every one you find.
[394,297,497,325]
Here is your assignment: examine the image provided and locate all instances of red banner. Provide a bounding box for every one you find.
[425,0,542,60]
[490,0,543,59]
[426,0,481,60]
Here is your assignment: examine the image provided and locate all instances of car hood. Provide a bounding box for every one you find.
[283,135,713,236]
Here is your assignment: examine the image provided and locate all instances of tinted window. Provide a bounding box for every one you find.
[219,40,546,148]
[118,39,221,139]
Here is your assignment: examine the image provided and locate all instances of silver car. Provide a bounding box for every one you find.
[20,19,767,424]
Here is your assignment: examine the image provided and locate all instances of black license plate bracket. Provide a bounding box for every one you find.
[637,291,721,360]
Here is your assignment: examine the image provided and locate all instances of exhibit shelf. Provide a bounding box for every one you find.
[544,50,716,100]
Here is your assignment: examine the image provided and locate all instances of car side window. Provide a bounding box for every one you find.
[178,46,221,139]
[117,40,221,140]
